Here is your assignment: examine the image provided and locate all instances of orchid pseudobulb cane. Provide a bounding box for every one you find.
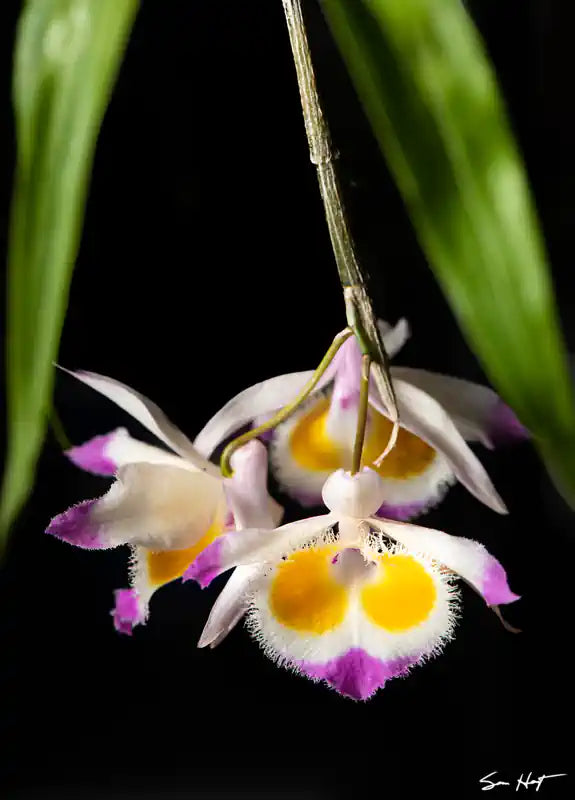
[46,369,281,634]
[187,468,519,701]
[194,317,526,521]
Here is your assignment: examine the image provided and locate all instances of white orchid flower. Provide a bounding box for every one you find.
[194,319,527,520]
[186,468,519,701]
[46,370,281,634]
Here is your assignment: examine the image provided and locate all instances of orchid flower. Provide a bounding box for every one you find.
[194,319,527,520]
[46,370,282,634]
[186,468,519,701]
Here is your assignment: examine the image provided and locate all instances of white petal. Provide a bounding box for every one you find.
[196,441,284,649]
[58,367,218,475]
[47,463,226,551]
[225,440,284,529]
[193,371,316,458]
[327,337,362,417]
[197,564,262,648]
[267,497,285,528]
[184,514,336,587]
[391,368,496,446]
[66,427,197,476]
[373,518,520,606]
[99,464,226,549]
[377,318,411,358]
[369,379,507,514]
[110,486,232,635]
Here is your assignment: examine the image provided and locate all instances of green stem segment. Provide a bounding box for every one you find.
[281,0,399,430]
[351,354,371,474]
[220,328,353,477]
[49,405,72,451]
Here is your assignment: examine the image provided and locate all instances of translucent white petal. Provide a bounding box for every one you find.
[373,518,520,606]
[369,378,507,514]
[193,371,316,457]
[197,564,262,648]
[58,367,218,475]
[66,427,197,476]
[327,338,362,417]
[390,367,528,447]
[377,317,411,358]
[225,440,284,529]
[195,441,284,648]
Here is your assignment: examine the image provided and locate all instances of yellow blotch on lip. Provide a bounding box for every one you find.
[362,410,436,480]
[269,546,348,633]
[288,396,345,472]
[361,553,436,632]
[289,395,435,480]
[147,514,224,587]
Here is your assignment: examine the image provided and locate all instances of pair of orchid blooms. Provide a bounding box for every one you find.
[47,318,524,701]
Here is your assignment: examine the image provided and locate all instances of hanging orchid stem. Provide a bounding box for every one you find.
[281,0,400,454]
[351,354,371,475]
[220,328,353,477]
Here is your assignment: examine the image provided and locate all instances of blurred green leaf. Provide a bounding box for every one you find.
[1,0,138,543]
[321,0,575,505]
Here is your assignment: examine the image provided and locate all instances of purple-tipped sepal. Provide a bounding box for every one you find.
[45,500,106,549]
[183,538,224,588]
[489,400,529,445]
[65,431,121,476]
[482,559,521,606]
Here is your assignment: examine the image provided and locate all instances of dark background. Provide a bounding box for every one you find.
[1,1,575,797]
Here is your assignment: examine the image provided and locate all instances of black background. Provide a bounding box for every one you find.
[1,1,575,798]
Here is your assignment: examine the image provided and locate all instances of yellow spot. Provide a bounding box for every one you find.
[361,553,436,631]
[147,513,224,586]
[269,546,348,633]
[289,396,344,472]
[362,410,436,479]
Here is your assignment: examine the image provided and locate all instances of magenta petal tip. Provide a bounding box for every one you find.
[66,431,120,476]
[46,500,105,549]
[112,588,145,635]
[183,539,224,588]
[482,560,520,606]
[489,400,529,445]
